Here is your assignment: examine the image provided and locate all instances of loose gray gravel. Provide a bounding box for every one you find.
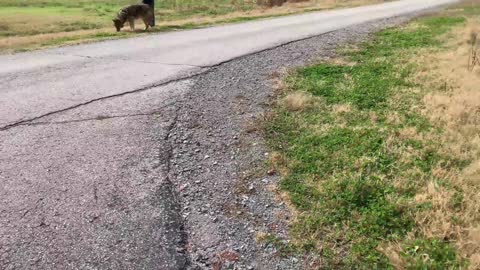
[167,14,420,269]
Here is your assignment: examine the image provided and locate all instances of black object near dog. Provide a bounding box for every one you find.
[142,0,155,26]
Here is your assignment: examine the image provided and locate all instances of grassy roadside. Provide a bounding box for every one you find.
[0,0,386,53]
[265,2,480,269]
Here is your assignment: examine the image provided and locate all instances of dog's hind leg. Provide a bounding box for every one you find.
[143,18,150,31]
[128,18,135,31]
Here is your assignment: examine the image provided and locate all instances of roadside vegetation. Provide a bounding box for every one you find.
[265,1,480,268]
[0,0,386,53]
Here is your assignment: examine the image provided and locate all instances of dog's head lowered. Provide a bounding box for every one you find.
[113,18,123,32]
[113,9,127,32]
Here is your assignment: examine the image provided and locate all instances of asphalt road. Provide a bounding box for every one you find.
[0,0,456,269]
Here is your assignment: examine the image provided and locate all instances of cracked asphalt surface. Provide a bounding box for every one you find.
[1,82,190,269]
[0,1,455,269]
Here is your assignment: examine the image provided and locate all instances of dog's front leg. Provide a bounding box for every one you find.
[128,19,135,31]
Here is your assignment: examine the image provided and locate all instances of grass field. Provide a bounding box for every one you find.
[265,1,480,268]
[0,0,386,53]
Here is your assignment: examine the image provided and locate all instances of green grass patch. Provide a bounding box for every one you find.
[402,239,469,269]
[266,13,468,269]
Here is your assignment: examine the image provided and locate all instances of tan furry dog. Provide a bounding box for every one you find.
[113,4,154,32]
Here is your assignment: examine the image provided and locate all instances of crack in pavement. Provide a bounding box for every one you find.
[158,104,191,266]
[8,103,176,128]
[0,70,206,132]
[20,198,44,219]
[0,29,343,133]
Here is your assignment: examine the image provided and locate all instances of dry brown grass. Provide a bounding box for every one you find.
[283,92,315,111]
[332,103,352,113]
[382,17,480,269]
[0,28,109,52]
